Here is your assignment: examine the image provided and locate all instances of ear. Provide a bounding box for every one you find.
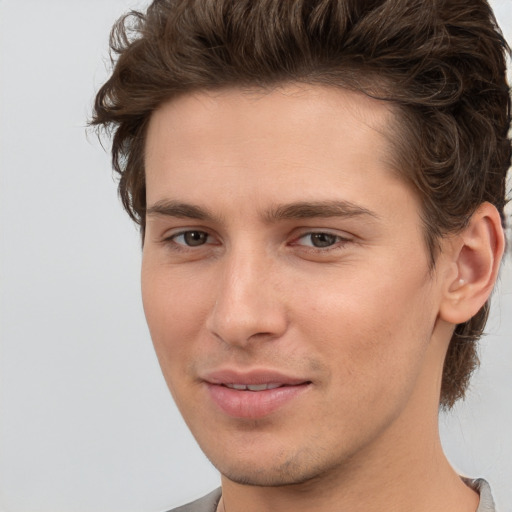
[439,202,505,325]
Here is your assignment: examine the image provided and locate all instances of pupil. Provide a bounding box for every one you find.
[184,231,207,246]
[311,233,336,247]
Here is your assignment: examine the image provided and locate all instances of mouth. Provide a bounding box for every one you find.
[202,370,312,419]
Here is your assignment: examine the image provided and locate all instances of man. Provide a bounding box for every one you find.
[92,0,510,510]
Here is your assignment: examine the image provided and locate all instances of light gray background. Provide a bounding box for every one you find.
[0,1,511,511]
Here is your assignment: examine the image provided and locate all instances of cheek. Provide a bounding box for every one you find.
[296,262,436,387]
[141,262,212,367]
[141,264,218,416]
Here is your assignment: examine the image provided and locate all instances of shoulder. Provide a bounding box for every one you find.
[165,488,222,512]
[463,478,496,512]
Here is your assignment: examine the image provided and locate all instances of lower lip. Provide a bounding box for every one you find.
[206,383,310,419]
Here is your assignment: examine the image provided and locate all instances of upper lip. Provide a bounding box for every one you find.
[202,369,310,386]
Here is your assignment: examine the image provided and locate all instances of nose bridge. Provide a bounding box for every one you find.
[207,242,286,346]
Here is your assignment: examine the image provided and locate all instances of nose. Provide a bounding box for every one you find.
[206,248,288,348]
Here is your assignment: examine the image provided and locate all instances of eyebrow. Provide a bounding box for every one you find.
[146,200,219,221]
[145,199,379,223]
[264,200,380,222]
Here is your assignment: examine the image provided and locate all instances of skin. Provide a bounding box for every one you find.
[141,85,490,512]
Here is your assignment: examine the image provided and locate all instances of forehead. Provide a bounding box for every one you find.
[144,84,402,203]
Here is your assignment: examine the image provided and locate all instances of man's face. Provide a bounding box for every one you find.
[142,85,451,486]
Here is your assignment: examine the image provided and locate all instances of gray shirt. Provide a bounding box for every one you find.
[167,478,496,512]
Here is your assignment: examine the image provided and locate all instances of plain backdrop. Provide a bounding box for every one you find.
[0,1,511,511]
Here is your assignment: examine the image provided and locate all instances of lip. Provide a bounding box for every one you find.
[202,369,311,419]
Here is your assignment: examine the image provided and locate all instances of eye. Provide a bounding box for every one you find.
[171,230,212,247]
[295,232,346,248]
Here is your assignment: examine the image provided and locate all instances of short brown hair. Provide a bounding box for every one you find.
[91,0,511,408]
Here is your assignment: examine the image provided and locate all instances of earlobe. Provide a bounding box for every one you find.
[439,202,505,325]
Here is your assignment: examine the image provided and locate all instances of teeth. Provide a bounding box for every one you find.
[230,384,247,390]
[225,383,282,391]
[247,384,269,391]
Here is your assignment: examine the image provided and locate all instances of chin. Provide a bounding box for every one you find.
[220,467,319,487]
[208,451,335,488]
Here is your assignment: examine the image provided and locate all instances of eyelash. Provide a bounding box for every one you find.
[162,229,351,254]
